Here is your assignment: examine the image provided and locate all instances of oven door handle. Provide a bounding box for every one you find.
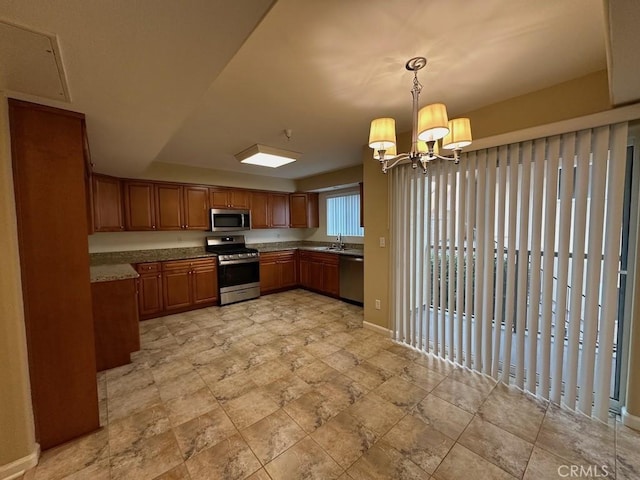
[219,258,259,266]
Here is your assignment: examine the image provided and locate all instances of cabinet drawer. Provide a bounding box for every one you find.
[260,250,296,262]
[136,262,161,274]
[189,258,217,269]
[305,251,339,265]
[162,259,193,272]
[162,258,216,271]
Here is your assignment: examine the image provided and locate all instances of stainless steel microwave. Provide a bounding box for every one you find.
[210,209,251,232]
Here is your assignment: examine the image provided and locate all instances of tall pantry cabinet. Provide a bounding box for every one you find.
[9,99,99,450]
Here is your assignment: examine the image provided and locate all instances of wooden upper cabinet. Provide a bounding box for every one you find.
[210,188,250,209]
[124,181,156,230]
[251,192,290,228]
[184,186,210,230]
[270,193,290,228]
[250,191,269,228]
[289,193,319,228]
[92,174,124,232]
[155,184,183,230]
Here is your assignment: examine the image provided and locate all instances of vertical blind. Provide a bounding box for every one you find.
[390,122,628,420]
[326,193,364,237]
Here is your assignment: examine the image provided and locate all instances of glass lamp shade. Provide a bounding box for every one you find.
[442,118,472,150]
[373,144,397,160]
[369,118,396,150]
[417,103,449,142]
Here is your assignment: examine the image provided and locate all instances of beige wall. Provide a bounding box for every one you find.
[462,70,610,139]
[296,165,362,192]
[363,145,390,328]
[141,161,297,192]
[0,96,36,469]
[88,228,311,253]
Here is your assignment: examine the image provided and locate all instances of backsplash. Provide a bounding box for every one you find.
[88,228,311,253]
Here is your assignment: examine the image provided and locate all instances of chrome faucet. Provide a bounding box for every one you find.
[337,233,345,250]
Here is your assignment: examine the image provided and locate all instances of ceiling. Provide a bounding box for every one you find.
[0,0,637,180]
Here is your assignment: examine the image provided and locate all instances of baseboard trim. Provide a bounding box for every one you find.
[363,321,392,337]
[621,406,640,431]
[0,444,39,480]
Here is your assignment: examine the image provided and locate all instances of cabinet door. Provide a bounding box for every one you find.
[156,184,184,230]
[192,264,218,304]
[309,260,324,291]
[289,194,308,228]
[138,272,163,317]
[124,181,156,230]
[210,188,230,208]
[280,256,297,288]
[163,268,192,310]
[270,193,290,228]
[184,186,210,230]
[93,174,124,232]
[260,258,280,293]
[289,193,319,228]
[306,193,319,228]
[229,189,250,209]
[299,256,310,288]
[250,191,269,229]
[323,263,340,297]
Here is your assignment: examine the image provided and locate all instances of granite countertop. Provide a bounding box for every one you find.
[90,264,139,283]
[253,242,364,257]
[296,246,364,257]
[89,243,363,267]
[90,247,217,266]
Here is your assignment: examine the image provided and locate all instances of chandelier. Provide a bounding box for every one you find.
[368,57,472,174]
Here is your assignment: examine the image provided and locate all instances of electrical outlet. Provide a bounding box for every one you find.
[375,299,381,310]
[379,237,386,247]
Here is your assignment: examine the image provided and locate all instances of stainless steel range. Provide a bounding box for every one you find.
[205,235,260,305]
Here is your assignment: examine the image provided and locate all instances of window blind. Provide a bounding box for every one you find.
[326,193,364,237]
[390,122,628,421]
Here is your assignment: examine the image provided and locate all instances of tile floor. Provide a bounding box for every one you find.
[21,289,640,480]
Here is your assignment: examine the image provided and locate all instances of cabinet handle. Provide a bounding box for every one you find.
[186,224,189,228]
[152,225,156,230]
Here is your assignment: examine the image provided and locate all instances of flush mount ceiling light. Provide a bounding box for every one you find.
[235,144,300,168]
[369,57,472,174]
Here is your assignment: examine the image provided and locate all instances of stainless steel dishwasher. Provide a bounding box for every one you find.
[339,255,364,304]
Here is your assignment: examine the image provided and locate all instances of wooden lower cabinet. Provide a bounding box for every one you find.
[259,250,298,294]
[137,258,218,319]
[298,251,340,297]
[136,263,164,317]
[192,263,218,304]
[92,278,140,371]
[163,263,192,311]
